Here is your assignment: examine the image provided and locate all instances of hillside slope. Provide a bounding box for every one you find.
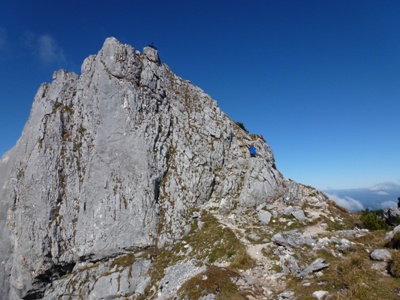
[1,37,398,300]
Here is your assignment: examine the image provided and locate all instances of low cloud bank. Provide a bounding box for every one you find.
[375,191,389,196]
[381,201,397,209]
[369,181,400,192]
[324,180,400,211]
[326,193,365,212]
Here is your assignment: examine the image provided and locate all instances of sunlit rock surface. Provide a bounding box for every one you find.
[0,37,335,299]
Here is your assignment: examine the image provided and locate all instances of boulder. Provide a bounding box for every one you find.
[299,258,330,278]
[272,230,315,249]
[258,210,272,225]
[312,290,329,299]
[370,249,392,262]
[386,224,400,241]
[291,209,306,221]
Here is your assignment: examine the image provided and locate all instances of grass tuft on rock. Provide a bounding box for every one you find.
[177,265,244,300]
[286,229,400,299]
[140,211,253,299]
[183,211,254,269]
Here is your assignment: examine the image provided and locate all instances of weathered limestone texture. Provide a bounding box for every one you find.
[0,37,331,299]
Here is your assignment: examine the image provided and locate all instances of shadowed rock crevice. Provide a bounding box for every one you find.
[22,262,76,300]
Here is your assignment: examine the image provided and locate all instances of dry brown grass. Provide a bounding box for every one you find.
[182,212,254,269]
[177,265,246,300]
[388,250,400,278]
[230,248,254,270]
[139,211,254,299]
[323,200,360,230]
[352,229,387,246]
[286,230,400,299]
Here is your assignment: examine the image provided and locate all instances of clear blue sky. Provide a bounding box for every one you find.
[0,0,399,190]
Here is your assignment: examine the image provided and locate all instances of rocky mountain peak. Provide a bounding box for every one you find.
[143,45,160,63]
[3,37,394,300]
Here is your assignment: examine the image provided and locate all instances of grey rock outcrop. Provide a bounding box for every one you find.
[157,260,206,300]
[386,224,400,241]
[370,249,392,262]
[312,290,329,299]
[272,230,315,249]
[0,37,332,299]
[291,208,306,221]
[258,209,272,224]
[298,258,330,278]
[381,207,400,226]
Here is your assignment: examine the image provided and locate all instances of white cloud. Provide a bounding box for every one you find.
[326,193,365,212]
[381,201,397,209]
[37,34,66,65]
[369,181,400,191]
[20,32,66,66]
[374,191,390,196]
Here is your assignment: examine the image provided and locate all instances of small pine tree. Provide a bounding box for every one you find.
[360,211,389,230]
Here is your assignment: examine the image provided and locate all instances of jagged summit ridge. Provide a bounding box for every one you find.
[0,37,331,299]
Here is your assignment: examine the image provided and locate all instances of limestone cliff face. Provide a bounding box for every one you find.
[0,38,331,299]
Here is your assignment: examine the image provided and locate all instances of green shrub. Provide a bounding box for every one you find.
[235,121,249,133]
[360,211,389,230]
